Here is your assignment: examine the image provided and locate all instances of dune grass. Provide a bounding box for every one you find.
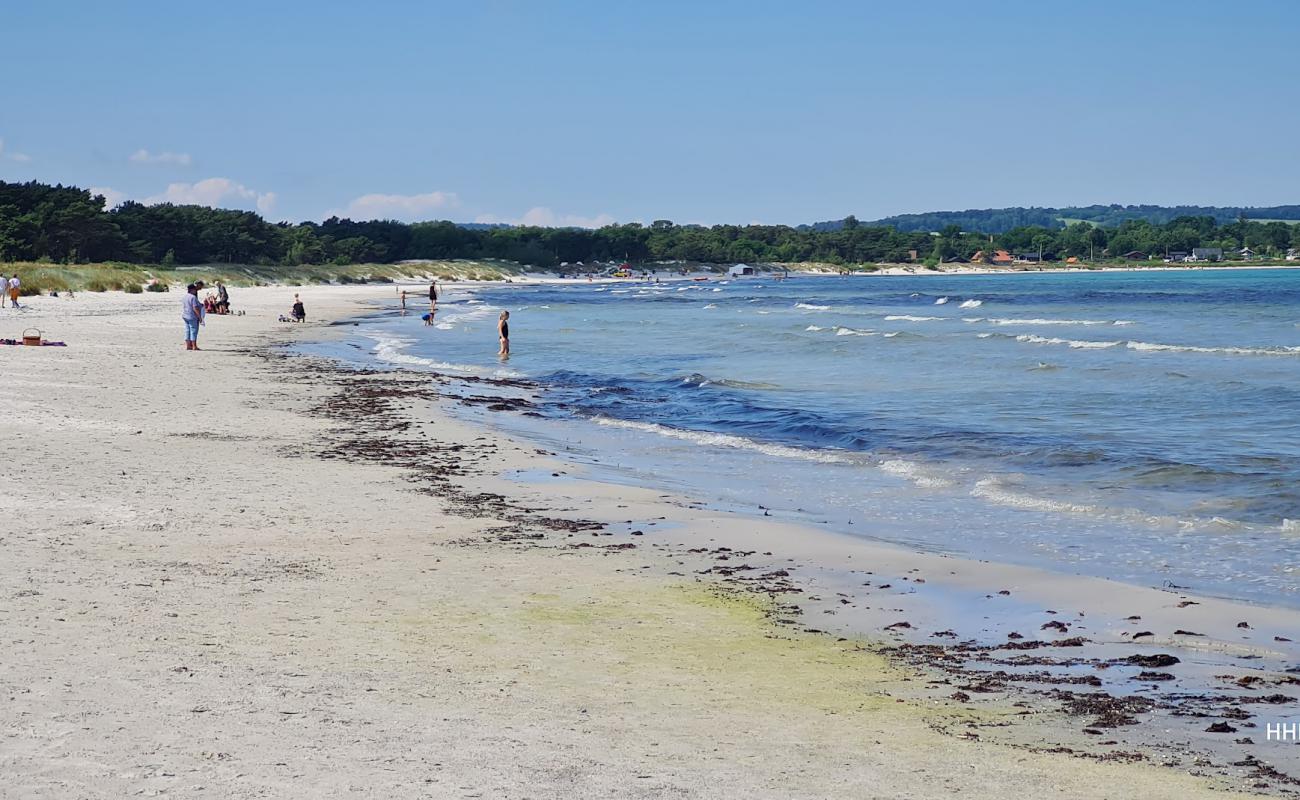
[1,259,532,296]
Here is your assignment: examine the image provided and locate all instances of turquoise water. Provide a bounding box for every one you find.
[354,269,1300,607]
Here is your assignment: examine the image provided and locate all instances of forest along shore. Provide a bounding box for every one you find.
[0,285,1288,798]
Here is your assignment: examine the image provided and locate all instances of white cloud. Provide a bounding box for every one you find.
[145,177,277,214]
[328,190,461,221]
[129,148,192,166]
[0,138,32,163]
[475,206,617,229]
[89,186,129,210]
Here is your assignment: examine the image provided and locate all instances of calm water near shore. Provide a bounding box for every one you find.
[341,269,1300,608]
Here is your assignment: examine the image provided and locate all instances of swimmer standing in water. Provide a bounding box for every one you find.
[497,310,510,357]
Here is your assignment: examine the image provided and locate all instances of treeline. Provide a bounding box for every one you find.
[846,204,1300,234]
[2,180,1298,269]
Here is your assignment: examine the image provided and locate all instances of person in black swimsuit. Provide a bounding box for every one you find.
[497,310,510,357]
[428,281,438,312]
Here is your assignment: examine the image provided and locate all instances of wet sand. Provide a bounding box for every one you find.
[0,284,1292,797]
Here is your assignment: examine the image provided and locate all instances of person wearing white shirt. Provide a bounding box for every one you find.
[7,274,19,308]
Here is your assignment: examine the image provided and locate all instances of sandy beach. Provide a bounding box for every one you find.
[1,284,1293,798]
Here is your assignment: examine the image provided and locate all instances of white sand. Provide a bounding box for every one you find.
[0,285,1263,797]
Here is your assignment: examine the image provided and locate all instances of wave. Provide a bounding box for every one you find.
[1009,333,1300,356]
[703,303,718,309]
[365,332,487,374]
[972,476,1099,514]
[1126,341,1300,357]
[805,325,827,331]
[987,317,1133,326]
[591,417,856,464]
[1015,334,1122,349]
[934,296,950,305]
[879,458,956,488]
[795,302,830,311]
[680,373,780,390]
[884,314,943,322]
[959,299,983,308]
[835,326,876,336]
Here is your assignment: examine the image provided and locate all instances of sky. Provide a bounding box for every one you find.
[2,0,1298,226]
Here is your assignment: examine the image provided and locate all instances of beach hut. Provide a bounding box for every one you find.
[729,264,756,277]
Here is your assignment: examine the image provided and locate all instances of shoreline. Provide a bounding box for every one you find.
[318,287,1300,780]
[1,284,1294,796]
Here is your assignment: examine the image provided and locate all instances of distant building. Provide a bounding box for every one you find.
[1239,247,1256,259]
[1287,248,1298,261]
[1122,250,1148,260]
[728,264,755,277]
[1191,247,1223,262]
[1166,251,1189,262]
[990,250,1014,265]
[1014,252,1042,263]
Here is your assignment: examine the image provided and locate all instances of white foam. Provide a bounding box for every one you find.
[988,317,1125,326]
[795,302,830,311]
[1125,341,1300,357]
[834,326,876,336]
[703,303,718,309]
[591,417,855,464]
[934,296,950,305]
[959,299,983,308]
[1015,334,1122,349]
[879,459,956,488]
[365,332,486,374]
[972,477,1098,514]
[884,314,942,322]
[805,325,827,331]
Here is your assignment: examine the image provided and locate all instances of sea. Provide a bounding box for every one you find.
[334,269,1300,609]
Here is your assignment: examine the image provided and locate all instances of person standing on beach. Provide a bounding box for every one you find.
[216,281,230,314]
[182,283,204,350]
[0,275,7,307]
[8,274,20,308]
[428,280,438,312]
[400,290,408,314]
[497,310,510,357]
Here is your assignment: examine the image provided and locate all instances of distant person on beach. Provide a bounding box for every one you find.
[428,280,438,311]
[422,310,435,326]
[182,283,205,350]
[216,281,230,314]
[291,293,306,322]
[0,275,7,307]
[497,310,510,357]
[400,290,408,313]
[7,274,20,308]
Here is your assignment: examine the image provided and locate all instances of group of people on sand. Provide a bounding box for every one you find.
[183,282,308,350]
[0,274,21,309]
[179,279,510,357]
[201,282,231,315]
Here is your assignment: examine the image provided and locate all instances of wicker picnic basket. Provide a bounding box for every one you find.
[22,328,42,346]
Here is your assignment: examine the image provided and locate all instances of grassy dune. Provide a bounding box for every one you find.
[1,259,532,296]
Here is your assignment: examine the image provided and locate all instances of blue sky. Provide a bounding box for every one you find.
[2,0,1298,226]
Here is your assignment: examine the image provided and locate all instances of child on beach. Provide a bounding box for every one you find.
[291,294,306,322]
[497,310,510,357]
[422,311,434,326]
